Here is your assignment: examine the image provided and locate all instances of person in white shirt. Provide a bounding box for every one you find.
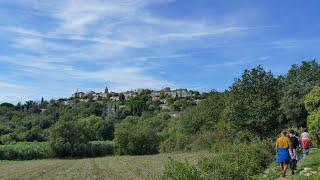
[300,128,311,156]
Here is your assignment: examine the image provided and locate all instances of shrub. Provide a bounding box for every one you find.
[87,141,114,157]
[307,111,320,147]
[162,142,273,180]
[49,115,90,157]
[199,142,272,180]
[115,114,170,155]
[163,159,201,180]
[0,141,114,160]
[305,86,320,147]
[185,131,214,151]
[0,142,51,160]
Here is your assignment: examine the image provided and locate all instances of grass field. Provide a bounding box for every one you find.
[0,151,207,180]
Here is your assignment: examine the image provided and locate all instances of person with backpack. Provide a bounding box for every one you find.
[300,128,311,156]
[295,131,303,161]
[289,130,299,174]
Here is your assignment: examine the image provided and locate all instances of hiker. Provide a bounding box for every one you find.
[289,130,299,174]
[276,130,292,177]
[295,131,303,161]
[300,128,311,156]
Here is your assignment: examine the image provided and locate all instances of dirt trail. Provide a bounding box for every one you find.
[276,158,304,180]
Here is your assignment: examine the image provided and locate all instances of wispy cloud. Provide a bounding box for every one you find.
[206,57,269,69]
[155,26,276,40]
[0,0,284,103]
[135,53,192,61]
[0,82,23,89]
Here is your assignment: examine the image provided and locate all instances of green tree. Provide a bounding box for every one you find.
[160,91,226,151]
[114,113,170,155]
[226,66,280,137]
[280,60,320,127]
[304,86,320,147]
[125,100,146,116]
[49,114,90,157]
[79,115,114,141]
[24,126,44,142]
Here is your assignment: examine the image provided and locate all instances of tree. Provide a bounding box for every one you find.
[125,100,146,116]
[280,60,320,127]
[160,91,226,151]
[114,113,170,155]
[77,101,104,117]
[79,115,114,141]
[119,93,125,102]
[304,86,320,147]
[49,114,90,157]
[0,102,14,109]
[226,66,280,137]
[24,126,44,142]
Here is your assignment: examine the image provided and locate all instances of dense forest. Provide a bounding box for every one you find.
[1,60,320,179]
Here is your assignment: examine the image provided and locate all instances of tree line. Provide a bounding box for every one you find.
[0,60,319,159]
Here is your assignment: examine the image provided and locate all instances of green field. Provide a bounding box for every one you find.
[0,151,207,180]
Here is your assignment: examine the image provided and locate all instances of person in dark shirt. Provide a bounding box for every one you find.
[289,130,299,174]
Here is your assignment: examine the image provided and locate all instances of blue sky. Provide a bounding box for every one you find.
[0,0,319,103]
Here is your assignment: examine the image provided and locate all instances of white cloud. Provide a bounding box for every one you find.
[0,0,280,103]
[206,57,269,69]
[71,66,171,91]
[135,53,192,61]
[0,82,23,89]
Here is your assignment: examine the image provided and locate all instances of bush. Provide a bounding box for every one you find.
[115,114,170,155]
[198,142,272,180]
[305,86,320,147]
[49,115,90,157]
[162,142,273,180]
[307,111,320,147]
[0,141,114,160]
[0,142,51,160]
[163,159,201,180]
[87,141,114,157]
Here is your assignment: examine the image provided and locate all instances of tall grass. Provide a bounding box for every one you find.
[163,141,274,180]
[0,142,51,160]
[0,141,114,160]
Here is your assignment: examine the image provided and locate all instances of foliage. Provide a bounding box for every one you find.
[79,115,114,141]
[163,142,273,180]
[49,114,90,157]
[163,159,201,180]
[0,141,114,160]
[226,65,280,137]
[114,113,170,155]
[0,142,51,160]
[87,141,114,157]
[306,112,320,147]
[125,99,146,116]
[160,91,226,152]
[305,86,320,147]
[280,60,320,127]
[304,86,320,113]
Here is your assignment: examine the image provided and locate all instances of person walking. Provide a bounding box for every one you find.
[289,130,299,174]
[295,131,303,161]
[300,128,311,156]
[276,131,292,177]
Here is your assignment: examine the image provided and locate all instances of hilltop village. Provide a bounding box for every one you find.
[57,86,202,112]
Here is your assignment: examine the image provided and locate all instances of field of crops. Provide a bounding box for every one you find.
[0,151,207,180]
